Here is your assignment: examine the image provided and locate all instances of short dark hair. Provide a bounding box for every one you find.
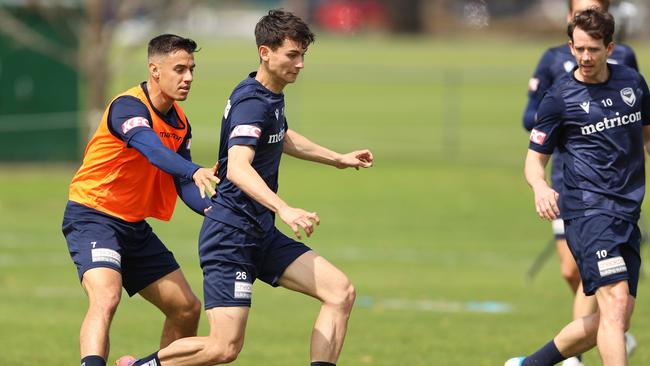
[254,9,315,50]
[568,0,609,12]
[568,8,615,45]
[148,34,198,59]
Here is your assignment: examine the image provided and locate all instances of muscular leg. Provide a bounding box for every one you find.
[278,251,356,363]
[557,239,598,321]
[556,239,580,293]
[151,306,249,366]
[573,282,597,320]
[139,269,202,348]
[595,281,635,366]
[80,268,123,360]
[553,311,599,357]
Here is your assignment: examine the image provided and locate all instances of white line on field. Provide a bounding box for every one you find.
[356,296,512,314]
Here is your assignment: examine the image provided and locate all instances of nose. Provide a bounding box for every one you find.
[296,55,304,69]
[184,69,193,83]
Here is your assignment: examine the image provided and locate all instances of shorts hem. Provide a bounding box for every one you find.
[268,247,312,287]
[585,274,631,296]
[79,262,121,281]
[205,302,252,310]
[125,263,180,297]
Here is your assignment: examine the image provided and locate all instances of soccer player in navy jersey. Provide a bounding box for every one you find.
[62,35,219,366]
[506,8,650,366]
[522,1,638,364]
[118,9,373,366]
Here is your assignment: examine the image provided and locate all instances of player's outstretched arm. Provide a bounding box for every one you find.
[283,129,373,169]
[525,149,559,221]
[228,145,319,239]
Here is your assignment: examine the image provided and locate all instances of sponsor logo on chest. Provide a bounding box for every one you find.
[159,131,183,142]
[268,127,285,144]
[579,111,641,135]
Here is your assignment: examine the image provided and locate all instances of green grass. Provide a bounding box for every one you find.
[2,35,650,365]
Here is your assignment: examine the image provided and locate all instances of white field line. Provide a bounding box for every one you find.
[356,296,512,314]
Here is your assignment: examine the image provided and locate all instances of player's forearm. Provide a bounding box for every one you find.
[283,129,340,167]
[174,177,211,215]
[227,162,289,213]
[524,150,550,191]
[129,130,200,179]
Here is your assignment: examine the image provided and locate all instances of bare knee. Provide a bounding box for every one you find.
[170,295,202,326]
[205,341,243,364]
[601,291,633,330]
[324,280,356,313]
[88,289,121,318]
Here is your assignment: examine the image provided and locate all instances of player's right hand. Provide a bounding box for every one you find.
[532,184,560,221]
[193,167,220,199]
[278,206,320,240]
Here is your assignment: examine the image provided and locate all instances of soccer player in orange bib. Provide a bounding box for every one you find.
[62,34,219,366]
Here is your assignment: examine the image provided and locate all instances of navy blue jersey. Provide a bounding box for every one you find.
[206,72,287,233]
[524,43,638,198]
[523,43,638,130]
[529,64,650,222]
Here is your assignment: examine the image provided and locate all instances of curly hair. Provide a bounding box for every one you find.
[568,8,615,45]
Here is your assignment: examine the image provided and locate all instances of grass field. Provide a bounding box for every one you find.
[2,35,650,365]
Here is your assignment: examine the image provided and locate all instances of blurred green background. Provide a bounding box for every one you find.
[1,1,650,365]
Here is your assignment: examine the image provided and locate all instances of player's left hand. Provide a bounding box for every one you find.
[193,167,220,199]
[278,206,320,240]
[335,150,374,170]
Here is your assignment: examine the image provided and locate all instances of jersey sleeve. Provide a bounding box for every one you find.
[528,90,565,154]
[226,97,267,149]
[128,129,200,180]
[522,49,556,131]
[171,121,211,214]
[174,176,211,215]
[108,96,153,144]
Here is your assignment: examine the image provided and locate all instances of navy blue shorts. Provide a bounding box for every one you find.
[564,214,641,297]
[198,217,311,309]
[62,201,179,296]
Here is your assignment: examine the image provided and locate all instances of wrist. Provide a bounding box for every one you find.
[188,164,201,180]
[530,180,549,192]
[274,201,290,214]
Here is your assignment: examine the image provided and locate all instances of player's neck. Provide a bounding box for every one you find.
[145,80,174,114]
[255,67,286,94]
[574,65,610,84]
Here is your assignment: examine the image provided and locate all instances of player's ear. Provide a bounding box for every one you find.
[568,40,576,56]
[149,62,160,79]
[606,42,614,56]
[259,45,271,62]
